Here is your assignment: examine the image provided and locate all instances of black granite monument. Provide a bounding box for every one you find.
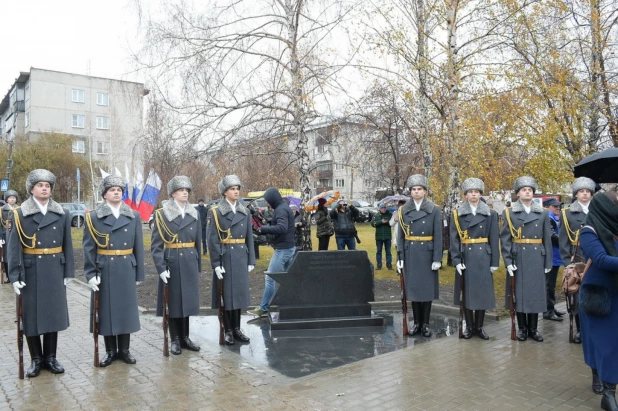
[268,250,384,330]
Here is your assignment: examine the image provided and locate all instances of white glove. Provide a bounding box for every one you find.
[159,270,171,284]
[431,262,441,270]
[215,266,225,280]
[136,281,142,286]
[396,260,404,270]
[544,268,551,274]
[248,265,254,273]
[12,281,26,295]
[507,264,517,277]
[64,278,72,286]
[456,263,466,275]
[88,276,100,291]
[490,267,498,273]
[0,239,5,246]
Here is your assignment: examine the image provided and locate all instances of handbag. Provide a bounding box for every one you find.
[580,284,611,317]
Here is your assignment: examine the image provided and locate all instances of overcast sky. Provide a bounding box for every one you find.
[0,0,142,94]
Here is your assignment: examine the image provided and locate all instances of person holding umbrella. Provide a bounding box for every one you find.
[315,198,334,250]
[396,175,442,337]
[559,176,596,345]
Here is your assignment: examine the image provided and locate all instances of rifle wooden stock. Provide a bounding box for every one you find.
[162,284,169,357]
[397,258,408,335]
[458,271,465,339]
[218,278,226,345]
[510,275,516,341]
[93,290,100,367]
[17,295,24,379]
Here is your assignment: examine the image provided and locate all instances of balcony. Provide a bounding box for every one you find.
[13,101,25,113]
[318,169,333,179]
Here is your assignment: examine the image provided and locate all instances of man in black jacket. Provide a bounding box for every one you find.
[330,200,359,250]
[195,198,208,255]
[247,188,296,317]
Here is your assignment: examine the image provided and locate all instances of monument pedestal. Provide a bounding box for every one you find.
[267,251,384,330]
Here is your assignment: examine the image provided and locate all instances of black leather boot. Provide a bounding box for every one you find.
[408,302,422,336]
[593,369,603,394]
[462,309,474,339]
[42,332,65,374]
[573,315,582,344]
[475,310,489,340]
[181,317,201,351]
[224,311,235,345]
[232,309,250,343]
[169,318,182,355]
[421,301,432,338]
[26,336,43,378]
[516,312,528,341]
[99,336,117,367]
[527,314,543,342]
[601,382,618,411]
[117,334,136,364]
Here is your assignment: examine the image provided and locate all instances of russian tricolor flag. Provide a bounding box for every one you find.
[132,171,144,211]
[123,164,132,207]
[136,169,162,221]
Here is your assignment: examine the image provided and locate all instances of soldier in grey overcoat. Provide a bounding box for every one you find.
[396,174,442,338]
[558,176,595,344]
[501,176,552,342]
[83,176,144,366]
[152,176,202,355]
[207,175,255,345]
[451,178,499,340]
[1,190,19,282]
[7,169,74,377]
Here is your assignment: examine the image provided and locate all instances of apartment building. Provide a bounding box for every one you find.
[306,120,388,203]
[0,68,148,170]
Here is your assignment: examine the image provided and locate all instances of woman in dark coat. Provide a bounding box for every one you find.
[152,176,202,355]
[291,205,305,252]
[578,191,618,410]
[315,198,333,250]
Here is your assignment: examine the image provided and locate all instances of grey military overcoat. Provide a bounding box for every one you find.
[83,203,144,336]
[396,198,442,301]
[1,204,12,243]
[207,200,255,310]
[152,201,202,318]
[7,198,75,336]
[450,201,500,310]
[559,202,587,265]
[500,201,552,313]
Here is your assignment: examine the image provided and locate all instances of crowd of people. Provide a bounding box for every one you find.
[3,167,616,410]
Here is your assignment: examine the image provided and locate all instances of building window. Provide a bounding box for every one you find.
[25,85,30,102]
[96,141,110,155]
[25,111,30,128]
[72,140,85,153]
[96,116,109,129]
[72,89,85,103]
[319,179,331,187]
[335,163,344,170]
[97,93,109,106]
[72,114,85,128]
[335,179,345,188]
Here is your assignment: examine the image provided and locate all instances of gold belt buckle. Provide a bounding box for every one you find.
[43,248,49,255]
[525,239,530,244]
[115,250,121,255]
[471,239,476,243]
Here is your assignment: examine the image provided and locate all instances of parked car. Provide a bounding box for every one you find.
[59,203,89,227]
[349,200,377,223]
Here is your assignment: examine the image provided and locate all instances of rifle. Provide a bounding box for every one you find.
[509,275,516,341]
[162,257,170,357]
[17,263,24,379]
[397,252,408,335]
[92,263,100,367]
[217,255,228,345]
[458,263,465,339]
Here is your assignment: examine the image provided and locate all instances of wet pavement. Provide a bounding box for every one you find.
[0,281,603,410]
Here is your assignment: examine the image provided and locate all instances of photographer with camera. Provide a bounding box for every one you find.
[330,199,360,250]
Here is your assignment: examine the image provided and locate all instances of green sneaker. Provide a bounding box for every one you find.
[247,308,267,317]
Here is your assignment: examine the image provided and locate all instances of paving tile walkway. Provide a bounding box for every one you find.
[0,281,602,410]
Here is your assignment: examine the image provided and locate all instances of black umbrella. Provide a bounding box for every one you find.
[573,147,618,183]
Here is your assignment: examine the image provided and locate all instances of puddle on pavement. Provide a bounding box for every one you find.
[190,311,461,378]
